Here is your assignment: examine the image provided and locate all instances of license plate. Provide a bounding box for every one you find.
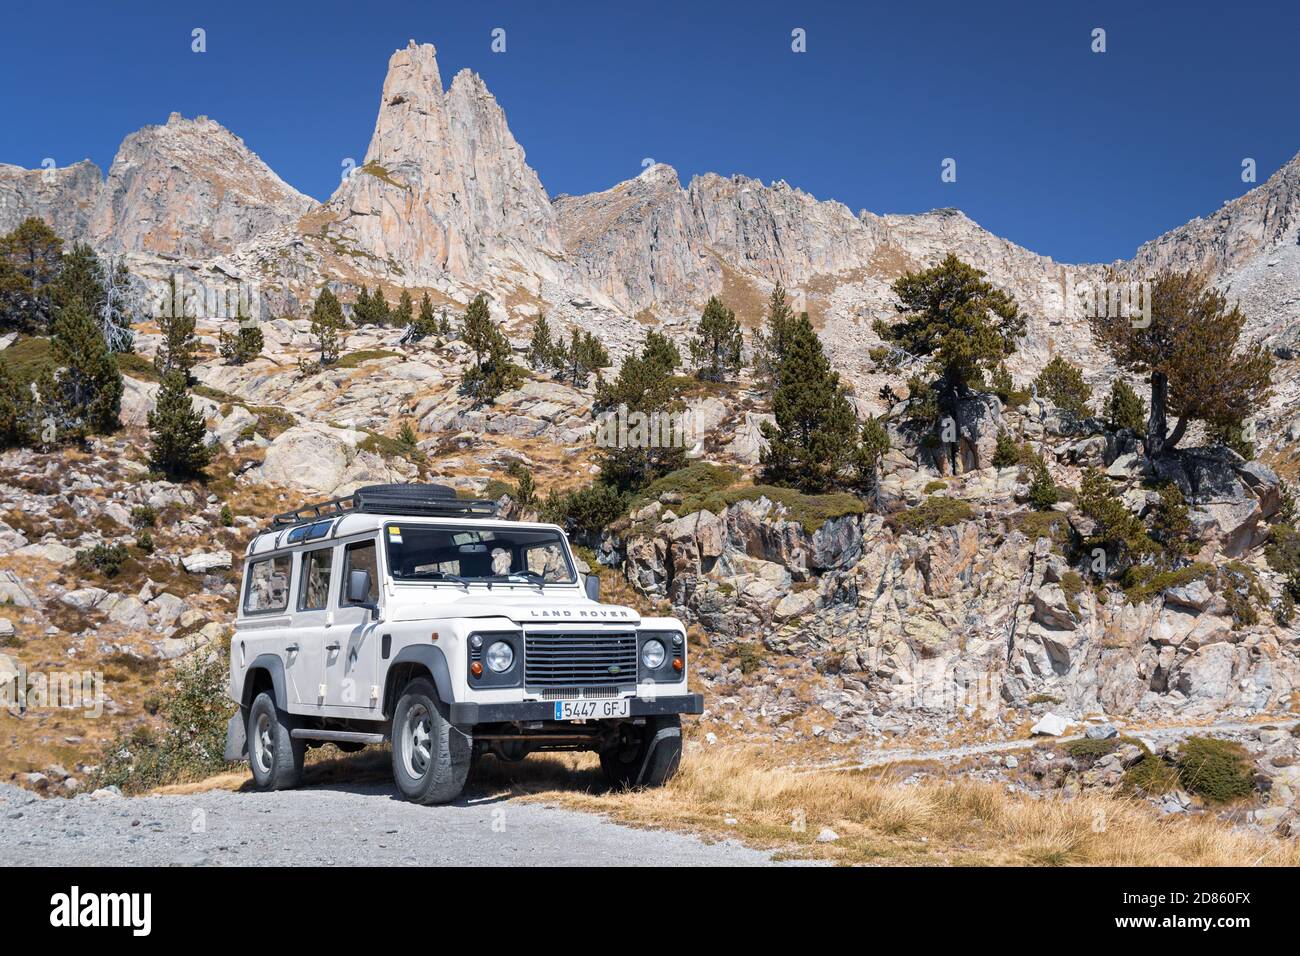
[554,698,630,720]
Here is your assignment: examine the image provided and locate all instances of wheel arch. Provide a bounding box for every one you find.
[384,645,454,717]
[242,654,288,710]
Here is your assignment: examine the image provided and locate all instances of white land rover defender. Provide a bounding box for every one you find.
[224,483,702,804]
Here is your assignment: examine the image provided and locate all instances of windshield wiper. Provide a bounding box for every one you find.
[405,571,471,588]
[503,571,547,587]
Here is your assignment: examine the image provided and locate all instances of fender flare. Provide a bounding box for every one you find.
[243,654,289,710]
[388,644,454,709]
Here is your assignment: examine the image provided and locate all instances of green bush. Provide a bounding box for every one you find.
[1120,562,1213,604]
[1123,753,1180,796]
[136,530,155,554]
[992,429,1022,468]
[887,495,974,535]
[92,645,232,794]
[131,505,157,528]
[543,482,627,538]
[1034,356,1093,418]
[1176,737,1254,804]
[736,642,764,675]
[219,504,234,527]
[75,543,128,579]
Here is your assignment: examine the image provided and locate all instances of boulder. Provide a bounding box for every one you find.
[259,422,365,494]
[15,541,77,566]
[181,550,232,573]
[1031,713,1073,736]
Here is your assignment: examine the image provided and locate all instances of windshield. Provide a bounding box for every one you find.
[383,523,577,585]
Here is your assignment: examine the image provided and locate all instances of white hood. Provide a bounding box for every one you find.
[388,590,641,626]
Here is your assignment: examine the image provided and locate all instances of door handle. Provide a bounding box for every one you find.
[326,641,341,652]
[285,643,299,653]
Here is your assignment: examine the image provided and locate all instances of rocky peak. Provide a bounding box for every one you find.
[323,40,563,285]
[87,114,317,259]
[0,160,103,241]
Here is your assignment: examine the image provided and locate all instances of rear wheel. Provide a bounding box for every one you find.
[391,678,471,805]
[247,692,305,791]
[599,715,682,788]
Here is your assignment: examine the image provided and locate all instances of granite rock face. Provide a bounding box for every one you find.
[86,113,317,259]
[0,160,103,240]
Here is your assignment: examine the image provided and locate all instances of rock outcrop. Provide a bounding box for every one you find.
[0,160,103,240]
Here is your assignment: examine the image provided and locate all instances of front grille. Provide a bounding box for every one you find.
[524,631,638,688]
[539,686,621,701]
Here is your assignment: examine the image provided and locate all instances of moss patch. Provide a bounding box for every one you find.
[335,349,400,369]
[887,495,974,535]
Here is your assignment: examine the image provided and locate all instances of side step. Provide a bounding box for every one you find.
[290,729,386,744]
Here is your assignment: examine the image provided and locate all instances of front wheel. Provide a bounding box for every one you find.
[599,715,682,789]
[391,678,471,805]
[247,692,305,790]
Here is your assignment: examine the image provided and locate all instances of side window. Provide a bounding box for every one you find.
[298,547,333,612]
[341,540,380,605]
[244,554,291,614]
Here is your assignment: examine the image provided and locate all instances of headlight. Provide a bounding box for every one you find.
[641,639,666,670]
[485,641,514,673]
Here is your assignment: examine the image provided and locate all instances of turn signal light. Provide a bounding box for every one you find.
[431,631,440,642]
[470,661,483,678]
[672,658,683,672]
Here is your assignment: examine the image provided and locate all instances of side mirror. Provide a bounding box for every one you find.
[583,574,600,602]
[347,569,373,605]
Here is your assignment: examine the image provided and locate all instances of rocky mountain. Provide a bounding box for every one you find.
[318,41,565,290]
[0,160,102,242]
[87,113,317,260]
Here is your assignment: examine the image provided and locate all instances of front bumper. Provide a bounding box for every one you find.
[449,692,704,726]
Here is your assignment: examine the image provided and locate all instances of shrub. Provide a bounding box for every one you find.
[1027,453,1059,510]
[1060,570,1085,614]
[1034,356,1092,418]
[131,505,157,528]
[992,429,1022,468]
[92,645,232,793]
[75,543,128,578]
[1176,737,1254,804]
[887,495,974,535]
[735,642,764,675]
[1123,753,1180,796]
[219,504,234,527]
[1120,562,1213,604]
[1103,379,1146,432]
[542,483,627,538]
[923,479,947,494]
[136,530,155,554]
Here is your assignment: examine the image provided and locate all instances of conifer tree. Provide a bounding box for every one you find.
[353,286,374,325]
[874,254,1025,404]
[50,300,122,436]
[752,282,797,392]
[641,329,680,376]
[393,289,415,328]
[1089,270,1272,456]
[154,275,198,378]
[760,314,862,493]
[1034,356,1093,418]
[558,329,610,389]
[689,295,743,383]
[414,292,438,339]
[594,336,686,491]
[0,217,63,333]
[0,358,33,447]
[460,293,522,403]
[310,287,344,365]
[1103,379,1147,433]
[527,311,561,371]
[148,370,212,479]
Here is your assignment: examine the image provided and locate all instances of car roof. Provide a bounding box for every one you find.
[245,512,567,558]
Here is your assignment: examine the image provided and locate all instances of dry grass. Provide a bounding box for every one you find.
[168,744,1300,866]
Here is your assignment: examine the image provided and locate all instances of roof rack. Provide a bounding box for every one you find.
[268,483,500,531]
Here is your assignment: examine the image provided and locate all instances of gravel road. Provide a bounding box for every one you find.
[0,781,784,867]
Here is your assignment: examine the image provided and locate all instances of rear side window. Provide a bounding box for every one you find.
[298,547,334,611]
[340,540,379,605]
[244,555,291,614]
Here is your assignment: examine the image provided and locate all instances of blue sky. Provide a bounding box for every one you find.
[2,0,1297,264]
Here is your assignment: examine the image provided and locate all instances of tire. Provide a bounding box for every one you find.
[391,678,471,805]
[599,715,682,789]
[247,692,305,790]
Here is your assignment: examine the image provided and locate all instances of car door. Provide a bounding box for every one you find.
[289,545,334,709]
[325,537,382,711]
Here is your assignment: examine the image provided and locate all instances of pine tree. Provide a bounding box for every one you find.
[527,312,561,371]
[218,305,264,365]
[393,289,415,328]
[641,329,680,377]
[148,370,211,479]
[0,358,33,447]
[1034,356,1093,418]
[53,242,105,316]
[310,287,344,365]
[1089,270,1273,456]
[752,282,797,392]
[371,287,390,326]
[875,253,1025,401]
[689,296,743,383]
[353,286,374,325]
[50,300,122,436]
[0,217,63,333]
[759,314,862,492]
[459,293,521,404]
[854,415,891,495]
[594,337,686,491]
[1027,452,1059,509]
[559,329,610,389]
[414,292,438,339]
[1103,379,1147,433]
[154,274,198,378]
